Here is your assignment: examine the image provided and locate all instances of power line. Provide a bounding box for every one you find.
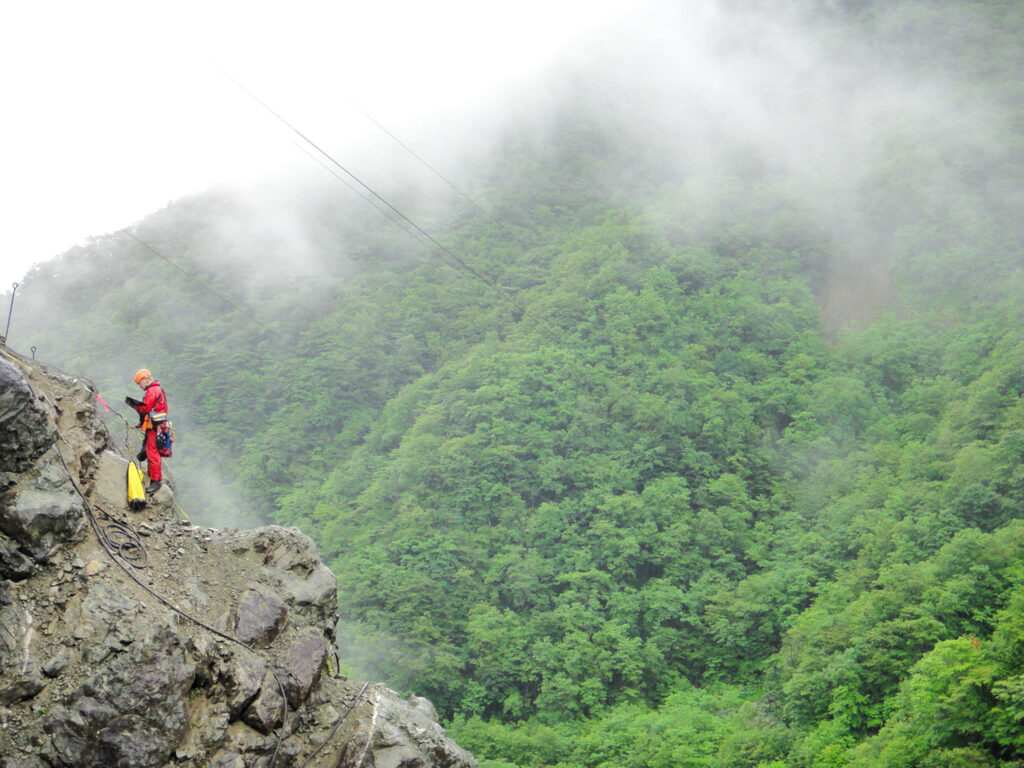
[288,139,438,254]
[345,100,548,293]
[222,72,588,358]
[221,71,505,293]
[223,71,674,436]
[121,230,269,328]
[346,99,507,229]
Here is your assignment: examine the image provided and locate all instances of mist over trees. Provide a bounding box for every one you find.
[8,0,1024,765]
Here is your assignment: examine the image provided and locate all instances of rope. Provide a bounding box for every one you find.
[94,507,149,568]
[97,399,138,455]
[0,346,32,372]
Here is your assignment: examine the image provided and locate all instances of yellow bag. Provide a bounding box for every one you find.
[127,460,147,510]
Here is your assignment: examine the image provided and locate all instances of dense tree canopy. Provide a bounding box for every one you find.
[9,1,1024,764]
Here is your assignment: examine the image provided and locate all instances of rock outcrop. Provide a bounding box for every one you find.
[0,346,477,768]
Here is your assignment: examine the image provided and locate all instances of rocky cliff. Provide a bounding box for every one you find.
[0,346,477,768]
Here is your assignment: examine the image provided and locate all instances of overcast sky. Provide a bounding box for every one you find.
[0,0,641,289]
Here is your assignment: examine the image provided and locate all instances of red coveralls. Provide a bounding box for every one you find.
[132,380,167,482]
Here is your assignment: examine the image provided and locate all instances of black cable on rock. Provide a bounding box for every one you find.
[296,681,371,768]
[92,507,149,568]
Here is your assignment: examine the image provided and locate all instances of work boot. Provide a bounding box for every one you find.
[146,480,162,495]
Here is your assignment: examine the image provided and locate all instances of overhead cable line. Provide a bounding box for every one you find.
[222,72,594,360]
[121,230,269,328]
[346,100,507,229]
[221,71,508,298]
[316,90,636,326]
[345,101,550,293]
[224,71,675,435]
[288,139,437,253]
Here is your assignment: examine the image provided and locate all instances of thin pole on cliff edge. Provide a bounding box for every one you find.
[3,282,18,342]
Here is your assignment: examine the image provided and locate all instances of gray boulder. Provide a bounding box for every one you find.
[278,626,329,708]
[0,355,54,481]
[217,647,267,718]
[45,626,194,768]
[235,586,288,648]
[0,448,85,563]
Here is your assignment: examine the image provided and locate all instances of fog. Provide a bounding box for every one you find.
[549,2,1014,247]
[145,0,1021,299]
[6,0,1017,293]
[0,0,636,288]
[6,0,1021,529]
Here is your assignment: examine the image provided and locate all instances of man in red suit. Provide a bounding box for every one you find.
[126,368,168,494]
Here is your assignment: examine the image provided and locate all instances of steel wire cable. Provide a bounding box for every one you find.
[223,73,676,433]
[122,231,269,328]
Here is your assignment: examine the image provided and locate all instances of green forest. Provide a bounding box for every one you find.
[7,1,1024,765]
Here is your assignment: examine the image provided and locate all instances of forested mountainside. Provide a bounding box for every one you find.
[7,0,1024,765]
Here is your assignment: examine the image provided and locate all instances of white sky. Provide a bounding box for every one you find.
[0,0,640,288]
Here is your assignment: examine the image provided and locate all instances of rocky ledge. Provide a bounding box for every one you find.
[0,347,477,768]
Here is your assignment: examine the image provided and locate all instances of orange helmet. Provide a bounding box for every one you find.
[134,369,152,384]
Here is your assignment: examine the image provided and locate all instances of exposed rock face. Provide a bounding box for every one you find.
[0,346,477,768]
[0,355,53,478]
[46,626,194,767]
[235,587,289,648]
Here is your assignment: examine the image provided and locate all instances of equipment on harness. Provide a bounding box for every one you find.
[155,422,174,457]
[135,408,167,435]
